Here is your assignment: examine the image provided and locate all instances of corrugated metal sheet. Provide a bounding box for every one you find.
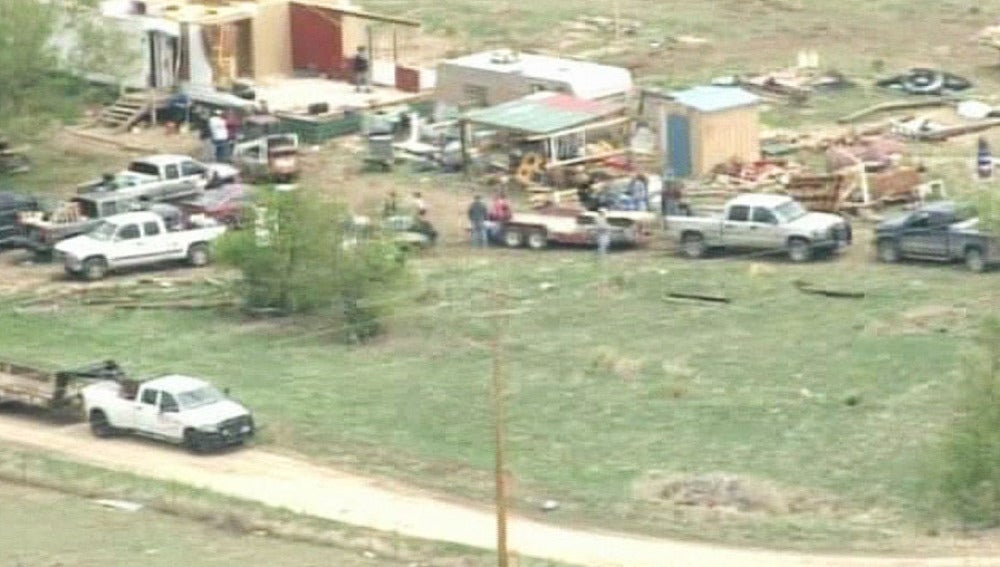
[462,92,622,135]
[672,86,759,113]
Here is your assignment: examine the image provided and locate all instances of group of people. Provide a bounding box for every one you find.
[467,192,512,248]
[199,108,244,163]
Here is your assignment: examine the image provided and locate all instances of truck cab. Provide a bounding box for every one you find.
[79,155,237,202]
[667,194,852,262]
[875,201,999,271]
[55,210,226,280]
[82,374,254,453]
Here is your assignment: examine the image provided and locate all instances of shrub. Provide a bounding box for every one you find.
[930,317,1000,526]
[216,187,409,342]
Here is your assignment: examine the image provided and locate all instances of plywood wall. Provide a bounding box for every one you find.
[253,0,293,79]
[691,107,759,175]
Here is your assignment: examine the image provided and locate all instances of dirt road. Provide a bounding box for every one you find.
[0,416,996,567]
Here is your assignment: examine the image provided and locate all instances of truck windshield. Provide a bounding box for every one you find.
[774,201,807,222]
[127,161,160,177]
[89,221,117,241]
[177,386,225,409]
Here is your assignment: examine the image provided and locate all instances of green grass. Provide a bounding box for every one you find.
[0,443,565,567]
[2,249,997,550]
[0,480,398,567]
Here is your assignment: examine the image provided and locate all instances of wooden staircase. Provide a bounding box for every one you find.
[98,90,170,132]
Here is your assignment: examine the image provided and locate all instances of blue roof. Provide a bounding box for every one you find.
[671,86,760,113]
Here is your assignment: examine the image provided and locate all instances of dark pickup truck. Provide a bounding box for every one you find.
[875,201,999,272]
[0,191,39,249]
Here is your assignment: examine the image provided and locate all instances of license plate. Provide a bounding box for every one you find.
[240,425,251,433]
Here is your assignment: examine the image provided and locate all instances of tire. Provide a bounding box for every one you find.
[504,228,524,248]
[183,429,209,454]
[187,243,210,267]
[89,410,116,438]
[877,239,900,263]
[680,232,706,259]
[526,229,547,250]
[788,238,812,263]
[965,247,986,273]
[81,257,108,281]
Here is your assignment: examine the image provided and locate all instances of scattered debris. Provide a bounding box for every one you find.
[93,499,144,512]
[665,292,731,304]
[956,100,994,120]
[793,280,865,299]
[875,68,972,95]
[837,98,953,124]
[540,499,560,512]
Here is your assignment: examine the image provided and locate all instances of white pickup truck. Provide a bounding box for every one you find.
[78,154,238,202]
[81,374,255,453]
[665,194,852,262]
[54,210,226,280]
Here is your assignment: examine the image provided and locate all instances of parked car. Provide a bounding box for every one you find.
[0,191,39,249]
[232,115,299,182]
[665,194,852,262]
[78,154,237,201]
[180,184,253,228]
[875,201,999,272]
[492,207,654,250]
[81,373,254,453]
[54,209,226,280]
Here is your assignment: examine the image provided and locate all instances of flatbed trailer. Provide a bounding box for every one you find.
[0,360,127,409]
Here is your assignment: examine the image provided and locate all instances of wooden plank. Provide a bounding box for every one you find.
[837,98,954,124]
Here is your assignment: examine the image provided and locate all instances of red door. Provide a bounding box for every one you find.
[290,4,343,78]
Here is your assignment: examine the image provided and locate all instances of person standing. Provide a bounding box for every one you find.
[382,190,398,218]
[977,136,993,180]
[468,194,489,248]
[225,109,243,157]
[353,46,371,93]
[410,192,427,217]
[208,110,229,162]
[627,173,649,211]
[595,208,611,256]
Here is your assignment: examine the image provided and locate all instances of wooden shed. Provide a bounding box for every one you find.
[641,86,761,178]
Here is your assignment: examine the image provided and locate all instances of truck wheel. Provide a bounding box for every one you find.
[788,238,812,263]
[81,257,108,281]
[503,228,524,248]
[187,243,210,267]
[526,229,547,250]
[89,410,116,438]
[877,239,900,263]
[183,429,208,454]
[965,247,986,273]
[680,233,706,259]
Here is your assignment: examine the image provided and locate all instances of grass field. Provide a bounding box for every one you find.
[3,0,1000,555]
[2,246,997,550]
[0,443,568,566]
[0,480,399,567]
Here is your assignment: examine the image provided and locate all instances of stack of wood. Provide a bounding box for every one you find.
[782,172,856,213]
[527,185,581,208]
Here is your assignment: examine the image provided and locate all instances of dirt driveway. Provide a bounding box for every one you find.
[0,415,996,567]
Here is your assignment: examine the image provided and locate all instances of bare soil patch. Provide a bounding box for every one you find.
[634,471,840,517]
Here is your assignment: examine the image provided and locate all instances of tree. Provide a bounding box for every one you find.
[931,317,1000,526]
[0,0,129,135]
[67,17,143,96]
[216,188,410,342]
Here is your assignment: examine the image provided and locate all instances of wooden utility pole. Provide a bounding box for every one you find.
[491,294,510,567]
